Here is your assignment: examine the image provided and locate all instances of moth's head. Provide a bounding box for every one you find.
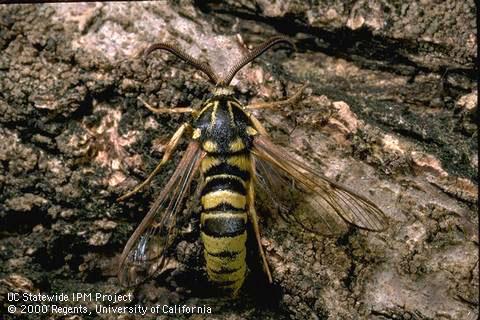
[212,86,234,97]
[142,36,295,90]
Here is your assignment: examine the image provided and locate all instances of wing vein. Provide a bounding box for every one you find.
[252,135,387,235]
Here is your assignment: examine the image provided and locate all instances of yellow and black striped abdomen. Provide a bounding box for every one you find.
[199,152,251,295]
[192,95,257,295]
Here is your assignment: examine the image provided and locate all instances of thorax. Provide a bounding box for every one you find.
[192,96,256,154]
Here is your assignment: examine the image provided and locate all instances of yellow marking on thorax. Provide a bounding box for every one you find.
[226,154,251,172]
[246,126,257,136]
[203,140,218,153]
[205,174,246,186]
[201,156,221,172]
[229,99,243,108]
[209,101,219,130]
[192,128,201,140]
[196,101,214,119]
[227,101,235,126]
[201,190,246,209]
[200,212,248,225]
[229,137,245,152]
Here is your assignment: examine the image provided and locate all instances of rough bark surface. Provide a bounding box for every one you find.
[0,2,477,320]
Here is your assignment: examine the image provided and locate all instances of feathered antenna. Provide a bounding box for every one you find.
[219,36,296,86]
[143,36,295,86]
[143,42,219,84]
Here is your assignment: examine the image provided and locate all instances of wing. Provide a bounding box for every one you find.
[118,141,204,286]
[252,134,387,235]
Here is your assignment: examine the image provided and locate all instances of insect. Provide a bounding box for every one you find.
[117,36,387,297]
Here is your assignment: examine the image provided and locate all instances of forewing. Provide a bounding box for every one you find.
[118,142,204,286]
[252,135,387,235]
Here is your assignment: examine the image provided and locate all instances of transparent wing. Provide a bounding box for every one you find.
[252,135,387,235]
[118,142,204,286]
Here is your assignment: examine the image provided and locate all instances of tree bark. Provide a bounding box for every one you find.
[0,2,477,319]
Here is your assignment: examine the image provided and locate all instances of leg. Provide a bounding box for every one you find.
[117,123,190,201]
[245,83,307,110]
[249,101,298,138]
[248,171,273,284]
[248,113,269,136]
[138,97,194,114]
